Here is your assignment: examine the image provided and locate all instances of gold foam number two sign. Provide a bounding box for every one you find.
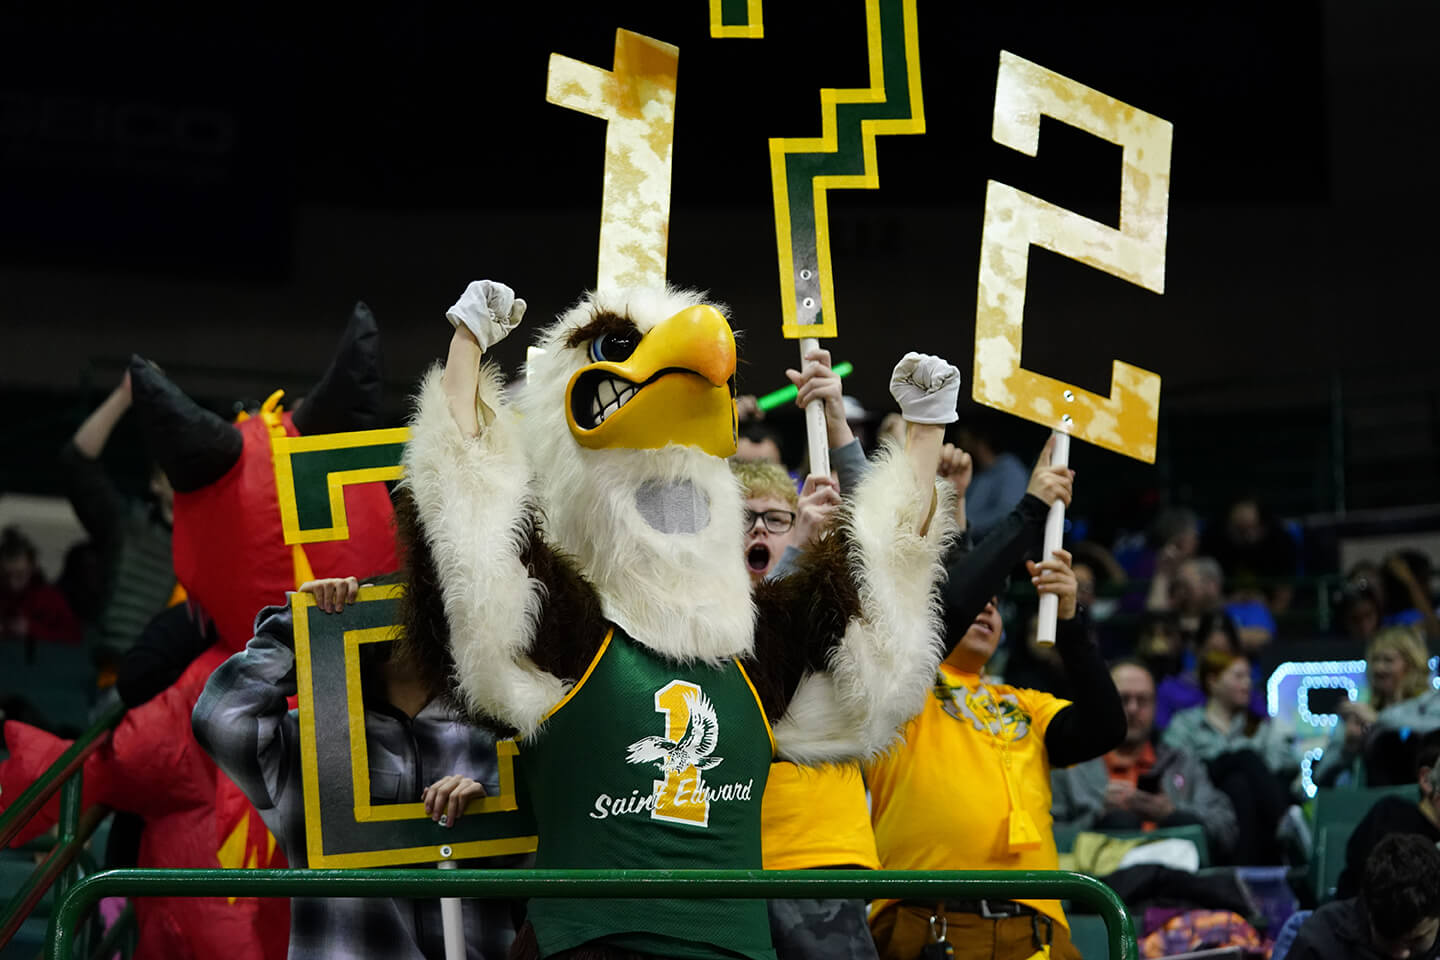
[974,51,1171,463]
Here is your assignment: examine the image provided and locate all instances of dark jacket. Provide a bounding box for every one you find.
[1286,898,1440,960]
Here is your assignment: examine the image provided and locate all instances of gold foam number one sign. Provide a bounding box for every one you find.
[547,29,680,291]
[974,50,1171,463]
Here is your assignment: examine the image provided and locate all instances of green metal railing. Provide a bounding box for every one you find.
[49,867,1138,960]
[0,702,125,951]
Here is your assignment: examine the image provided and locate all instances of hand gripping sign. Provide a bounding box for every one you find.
[271,428,538,869]
[974,50,1171,641]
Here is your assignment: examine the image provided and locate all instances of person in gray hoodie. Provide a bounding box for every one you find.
[1051,660,1238,861]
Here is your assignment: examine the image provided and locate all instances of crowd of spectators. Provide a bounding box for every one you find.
[1,347,1437,960]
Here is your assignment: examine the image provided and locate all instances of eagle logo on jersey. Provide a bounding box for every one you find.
[626,690,724,774]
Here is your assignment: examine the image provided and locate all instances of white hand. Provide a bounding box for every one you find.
[888,352,961,424]
[446,280,528,351]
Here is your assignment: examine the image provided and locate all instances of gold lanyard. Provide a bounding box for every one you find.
[935,672,1042,854]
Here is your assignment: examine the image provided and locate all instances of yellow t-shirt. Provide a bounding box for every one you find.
[866,662,1071,927]
[761,762,881,870]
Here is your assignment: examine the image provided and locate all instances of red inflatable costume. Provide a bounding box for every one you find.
[1,305,398,959]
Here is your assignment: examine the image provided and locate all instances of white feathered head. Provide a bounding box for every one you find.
[517,286,757,663]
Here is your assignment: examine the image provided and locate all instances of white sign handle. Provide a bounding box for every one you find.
[799,337,830,478]
[438,856,466,960]
[1035,428,1071,645]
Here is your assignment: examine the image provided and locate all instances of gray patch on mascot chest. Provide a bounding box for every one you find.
[635,479,710,534]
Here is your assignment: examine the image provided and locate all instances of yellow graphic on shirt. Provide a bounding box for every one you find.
[939,684,1033,743]
[626,680,723,826]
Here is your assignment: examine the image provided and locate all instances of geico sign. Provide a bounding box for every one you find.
[0,92,237,155]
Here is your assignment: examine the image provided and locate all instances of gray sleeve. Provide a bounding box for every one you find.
[829,439,869,496]
[768,546,805,582]
[191,604,301,813]
[1171,754,1239,858]
[1048,761,1102,830]
[767,440,870,583]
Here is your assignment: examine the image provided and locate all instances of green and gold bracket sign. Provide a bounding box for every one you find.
[272,428,538,868]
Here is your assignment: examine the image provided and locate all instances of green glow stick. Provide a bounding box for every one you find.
[755,362,853,412]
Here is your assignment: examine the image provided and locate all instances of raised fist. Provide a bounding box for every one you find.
[888,352,960,425]
[446,280,528,351]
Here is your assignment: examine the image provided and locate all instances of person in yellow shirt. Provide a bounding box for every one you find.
[867,547,1125,960]
[742,351,1080,959]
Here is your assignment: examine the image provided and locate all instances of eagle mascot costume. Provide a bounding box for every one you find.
[398,280,961,960]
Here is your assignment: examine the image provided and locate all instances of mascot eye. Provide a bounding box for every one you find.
[590,332,639,363]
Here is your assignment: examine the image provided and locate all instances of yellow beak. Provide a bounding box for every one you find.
[565,304,738,457]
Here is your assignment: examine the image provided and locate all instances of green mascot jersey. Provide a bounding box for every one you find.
[520,625,777,960]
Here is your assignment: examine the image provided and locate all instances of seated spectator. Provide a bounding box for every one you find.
[1335,731,1440,901]
[1201,495,1299,612]
[1314,627,1431,788]
[1128,506,1200,581]
[1069,541,1128,636]
[735,420,787,466]
[1,526,81,646]
[1337,563,1386,642]
[192,576,519,959]
[1382,551,1440,640]
[1153,612,1247,731]
[1051,660,1238,862]
[1286,833,1440,960]
[866,548,1125,960]
[1137,612,1186,684]
[1163,650,1297,862]
[1148,555,1225,633]
[953,415,1030,541]
[1371,665,1440,761]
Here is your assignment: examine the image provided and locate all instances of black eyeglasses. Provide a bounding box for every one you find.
[743,509,796,534]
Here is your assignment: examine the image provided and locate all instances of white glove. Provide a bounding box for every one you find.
[889,352,961,424]
[446,280,528,351]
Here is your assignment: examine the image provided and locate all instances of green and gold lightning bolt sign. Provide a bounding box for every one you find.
[273,429,538,868]
[547,29,679,292]
[709,0,763,38]
[974,51,1170,463]
[770,0,924,339]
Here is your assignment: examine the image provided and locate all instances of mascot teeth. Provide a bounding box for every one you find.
[591,376,638,426]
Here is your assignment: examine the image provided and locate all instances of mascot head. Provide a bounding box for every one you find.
[518,286,755,663]
[130,303,399,650]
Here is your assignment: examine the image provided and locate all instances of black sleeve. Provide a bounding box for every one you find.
[58,440,125,554]
[1043,612,1127,768]
[941,494,1048,646]
[116,604,218,708]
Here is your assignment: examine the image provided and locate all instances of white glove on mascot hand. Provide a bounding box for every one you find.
[446,280,528,351]
[889,352,961,425]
